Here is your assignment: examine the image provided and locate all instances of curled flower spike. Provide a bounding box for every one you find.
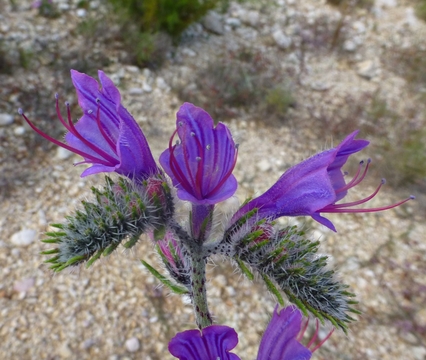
[19,70,158,180]
[232,131,414,232]
[160,103,238,205]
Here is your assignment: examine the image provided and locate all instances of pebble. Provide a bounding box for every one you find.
[272,29,292,49]
[10,229,37,246]
[14,126,26,135]
[76,9,86,17]
[256,159,272,172]
[125,337,140,353]
[0,113,14,126]
[13,278,35,293]
[56,147,73,160]
[202,11,224,35]
[357,59,379,79]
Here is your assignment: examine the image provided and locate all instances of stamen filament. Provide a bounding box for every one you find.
[19,109,111,166]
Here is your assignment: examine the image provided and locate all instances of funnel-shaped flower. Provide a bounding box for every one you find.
[169,305,330,360]
[20,70,158,180]
[160,103,238,205]
[231,131,413,232]
[169,325,240,360]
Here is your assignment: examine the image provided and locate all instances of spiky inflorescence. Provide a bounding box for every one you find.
[41,175,174,271]
[223,216,359,333]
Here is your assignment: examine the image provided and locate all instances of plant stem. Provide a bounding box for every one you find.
[190,250,212,329]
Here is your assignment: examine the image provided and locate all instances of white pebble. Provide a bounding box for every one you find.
[0,113,14,126]
[11,229,37,246]
[125,337,140,353]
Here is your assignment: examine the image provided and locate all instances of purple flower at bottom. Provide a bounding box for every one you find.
[169,325,240,360]
[231,131,414,232]
[169,305,332,360]
[19,70,158,180]
[160,103,238,205]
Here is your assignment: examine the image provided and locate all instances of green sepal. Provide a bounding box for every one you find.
[103,241,120,256]
[41,238,59,244]
[261,273,284,306]
[45,231,66,237]
[141,260,189,295]
[236,258,254,281]
[153,226,166,241]
[40,249,60,255]
[86,248,103,268]
[123,234,140,249]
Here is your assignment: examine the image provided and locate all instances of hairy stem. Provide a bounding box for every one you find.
[190,250,212,329]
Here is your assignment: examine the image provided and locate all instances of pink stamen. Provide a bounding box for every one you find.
[297,318,309,342]
[336,159,370,194]
[19,108,111,166]
[310,328,334,353]
[306,319,320,349]
[62,101,118,165]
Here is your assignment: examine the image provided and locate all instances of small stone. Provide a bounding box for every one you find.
[11,229,37,246]
[129,87,144,95]
[343,39,357,52]
[357,60,379,79]
[225,18,241,28]
[14,126,26,135]
[272,29,292,49]
[13,278,35,292]
[202,11,224,35]
[257,159,271,172]
[81,338,95,350]
[58,344,72,358]
[181,48,197,57]
[56,147,73,160]
[155,77,169,91]
[142,83,152,93]
[239,10,260,27]
[0,113,14,126]
[125,337,140,353]
[76,8,86,17]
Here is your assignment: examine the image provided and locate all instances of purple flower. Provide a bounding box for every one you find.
[257,306,312,360]
[19,70,158,180]
[159,103,238,205]
[232,131,414,232]
[169,305,332,360]
[169,325,240,360]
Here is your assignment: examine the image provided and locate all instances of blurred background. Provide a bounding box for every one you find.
[0,0,425,359]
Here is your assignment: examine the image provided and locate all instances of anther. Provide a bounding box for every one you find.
[196,157,202,162]
[88,110,93,114]
[178,121,183,126]
[55,93,59,100]
[191,132,195,137]
[96,97,100,103]
[18,108,23,115]
[206,145,211,150]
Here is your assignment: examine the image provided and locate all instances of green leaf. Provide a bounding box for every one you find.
[141,260,188,295]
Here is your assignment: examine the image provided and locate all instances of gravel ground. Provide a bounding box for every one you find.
[1,0,426,359]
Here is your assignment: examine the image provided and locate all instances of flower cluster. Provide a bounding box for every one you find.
[20,70,414,358]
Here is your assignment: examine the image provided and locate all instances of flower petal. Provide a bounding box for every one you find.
[169,325,240,360]
[257,306,311,360]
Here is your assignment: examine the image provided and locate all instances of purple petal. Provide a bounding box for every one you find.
[257,306,311,360]
[169,325,240,360]
[231,131,368,231]
[160,103,238,204]
[66,70,157,179]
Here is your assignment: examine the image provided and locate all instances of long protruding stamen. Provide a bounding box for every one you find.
[326,179,385,210]
[336,159,371,194]
[322,195,415,213]
[18,108,111,166]
[310,328,335,353]
[297,318,309,342]
[63,101,118,165]
[306,319,320,349]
